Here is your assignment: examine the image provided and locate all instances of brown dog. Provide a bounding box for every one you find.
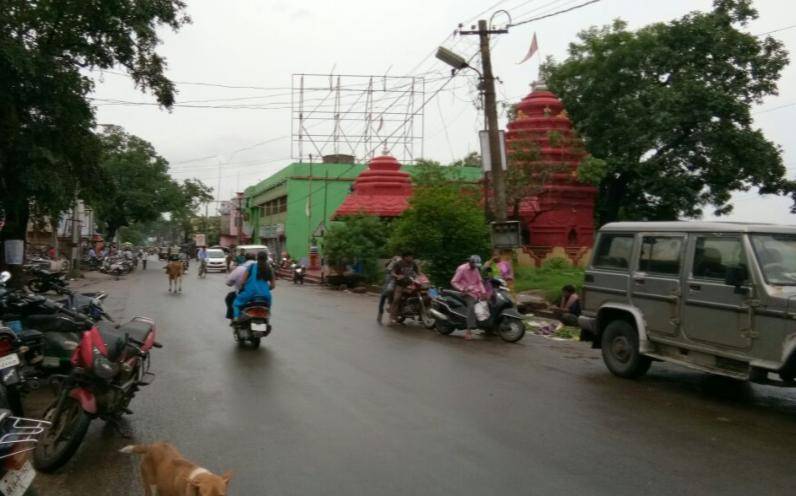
[120,442,232,496]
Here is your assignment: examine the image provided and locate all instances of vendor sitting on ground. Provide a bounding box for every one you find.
[554,284,581,327]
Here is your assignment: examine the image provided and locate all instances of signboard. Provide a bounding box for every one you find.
[312,222,327,238]
[259,224,285,239]
[490,221,521,249]
[194,233,206,247]
[479,130,507,171]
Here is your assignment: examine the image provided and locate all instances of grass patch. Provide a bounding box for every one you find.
[554,326,581,340]
[514,258,585,303]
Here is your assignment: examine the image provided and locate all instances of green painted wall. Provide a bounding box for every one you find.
[284,163,365,259]
[245,162,483,260]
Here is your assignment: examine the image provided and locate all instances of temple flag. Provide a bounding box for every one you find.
[517,33,538,64]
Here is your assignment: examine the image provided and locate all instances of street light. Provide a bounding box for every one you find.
[435,47,471,73]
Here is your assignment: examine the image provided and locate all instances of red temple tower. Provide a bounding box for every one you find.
[505,81,597,266]
[333,153,412,219]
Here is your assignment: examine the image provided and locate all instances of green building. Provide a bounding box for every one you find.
[244,159,482,259]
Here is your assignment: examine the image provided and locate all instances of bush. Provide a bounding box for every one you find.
[388,167,489,286]
[322,214,389,282]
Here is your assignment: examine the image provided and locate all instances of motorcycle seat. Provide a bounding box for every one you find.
[440,289,466,302]
[96,319,154,361]
[242,298,270,309]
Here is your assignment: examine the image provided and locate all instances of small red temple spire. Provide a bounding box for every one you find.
[333,153,413,219]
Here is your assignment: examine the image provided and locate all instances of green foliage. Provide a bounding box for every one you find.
[118,226,145,246]
[323,215,390,282]
[0,0,189,265]
[389,172,490,286]
[547,131,563,148]
[577,156,609,186]
[451,152,481,168]
[541,256,573,270]
[90,127,211,241]
[543,0,793,224]
[514,264,585,303]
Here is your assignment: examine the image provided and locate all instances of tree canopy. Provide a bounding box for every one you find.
[0,0,189,266]
[91,126,212,241]
[543,0,792,224]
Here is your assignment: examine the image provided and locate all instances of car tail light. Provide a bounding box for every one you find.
[245,306,270,319]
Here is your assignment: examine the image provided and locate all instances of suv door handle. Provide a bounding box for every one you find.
[689,283,701,291]
[633,277,645,284]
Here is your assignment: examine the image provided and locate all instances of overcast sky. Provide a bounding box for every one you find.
[90,0,796,223]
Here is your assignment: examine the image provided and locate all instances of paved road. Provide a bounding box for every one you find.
[34,261,796,495]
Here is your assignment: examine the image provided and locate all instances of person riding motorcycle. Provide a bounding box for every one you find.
[233,251,275,319]
[225,253,256,322]
[388,252,422,325]
[450,255,487,341]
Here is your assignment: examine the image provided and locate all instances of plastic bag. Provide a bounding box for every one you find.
[474,301,490,322]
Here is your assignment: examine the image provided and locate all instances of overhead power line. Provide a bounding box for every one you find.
[755,24,796,37]
[509,0,601,27]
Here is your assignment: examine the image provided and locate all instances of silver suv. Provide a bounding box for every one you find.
[579,221,796,385]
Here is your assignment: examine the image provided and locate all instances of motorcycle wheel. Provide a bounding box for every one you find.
[421,309,436,329]
[498,318,526,343]
[435,320,455,335]
[33,397,91,473]
[27,280,47,293]
[250,337,261,349]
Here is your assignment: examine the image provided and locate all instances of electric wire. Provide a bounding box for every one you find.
[508,0,602,27]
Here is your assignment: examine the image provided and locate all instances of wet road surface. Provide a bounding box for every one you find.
[34,261,796,495]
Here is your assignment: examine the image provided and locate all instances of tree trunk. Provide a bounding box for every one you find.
[597,175,628,227]
[0,193,30,289]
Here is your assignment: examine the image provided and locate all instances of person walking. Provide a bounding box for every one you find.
[451,255,487,341]
[377,256,401,325]
[484,250,515,293]
[197,246,208,277]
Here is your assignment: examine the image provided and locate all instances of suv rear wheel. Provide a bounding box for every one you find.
[601,319,651,379]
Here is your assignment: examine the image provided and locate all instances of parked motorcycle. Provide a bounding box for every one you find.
[23,266,69,295]
[233,298,271,349]
[33,310,161,472]
[429,278,526,343]
[292,263,305,285]
[392,275,435,328]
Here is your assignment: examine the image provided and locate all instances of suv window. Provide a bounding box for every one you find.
[593,234,634,270]
[639,236,683,276]
[692,236,744,280]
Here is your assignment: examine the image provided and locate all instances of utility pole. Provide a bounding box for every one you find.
[236,194,243,246]
[69,194,81,277]
[460,20,508,222]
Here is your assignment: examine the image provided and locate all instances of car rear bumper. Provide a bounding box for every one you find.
[578,315,596,333]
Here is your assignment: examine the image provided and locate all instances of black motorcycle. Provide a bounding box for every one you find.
[233,297,271,349]
[292,264,305,285]
[429,278,526,343]
[24,266,69,295]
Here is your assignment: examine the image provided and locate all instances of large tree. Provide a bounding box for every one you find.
[92,126,180,240]
[543,0,792,225]
[0,1,189,273]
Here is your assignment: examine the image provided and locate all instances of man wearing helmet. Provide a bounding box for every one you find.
[450,255,487,341]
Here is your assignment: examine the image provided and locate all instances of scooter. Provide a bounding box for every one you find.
[233,297,271,349]
[429,278,526,343]
[292,264,305,285]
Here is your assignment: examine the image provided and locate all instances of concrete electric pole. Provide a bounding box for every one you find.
[459,20,508,222]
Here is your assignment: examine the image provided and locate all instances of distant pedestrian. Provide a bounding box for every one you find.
[484,250,514,293]
[235,249,246,266]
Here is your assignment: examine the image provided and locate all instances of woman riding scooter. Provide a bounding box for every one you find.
[233,251,275,319]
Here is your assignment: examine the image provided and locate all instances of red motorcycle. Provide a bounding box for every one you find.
[393,275,436,329]
[32,309,161,472]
